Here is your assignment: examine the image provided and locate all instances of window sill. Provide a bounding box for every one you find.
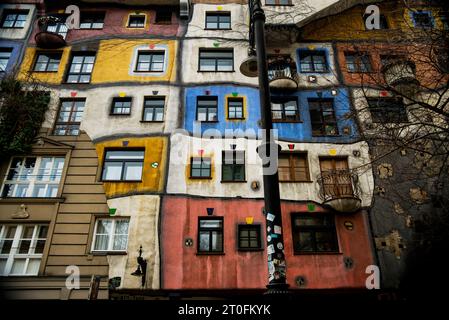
[204,28,232,31]
[197,70,235,73]
[227,118,246,121]
[293,251,342,256]
[101,180,143,183]
[91,251,127,256]
[273,120,302,124]
[0,197,65,203]
[32,71,59,73]
[195,120,219,123]
[110,113,132,116]
[238,248,264,252]
[196,252,225,256]
[189,177,213,180]
[220,180,247,183]
[133,70,164,73]
[140,120,164,123]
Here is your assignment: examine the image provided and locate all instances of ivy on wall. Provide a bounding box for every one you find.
[0,75,50,158]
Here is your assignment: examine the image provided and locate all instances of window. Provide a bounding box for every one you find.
[53,99,85,136]
[135,51,165,72]
[45,20,68,39]
[222,151,245,182]
[155,8,172,24]
[33,52,62,72]
[278,153,310,182]
[238,225,262,250]
[199,49,234,72]
[190,157,211,179]
[363,13,388,29]
[367,98,408,123]
[441,13,449,30]
[265,0,292,5]
[319,157,353,198]
[79,12,105,29]
[227,97,244,119]
[205,12,231,29]
[102,150,144,182]
[309,98,338,136]
[1,10,28,28]
[345,52,372,73]
[143,97,165,122]
[0,224,48,276]
[412,11,434,28]
[0,48,12,73]
[66,53,95,83]
[111,97,132,115]
[128,15,145,28]
[92,219,129,252]
[1,157,65,198]
[198,218,223,253]
[197,96,218,122]
[271,97,299,122]
[291,214,338,253]
[299,50,328,73]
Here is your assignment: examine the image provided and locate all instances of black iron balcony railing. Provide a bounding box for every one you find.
[267,58,299,88]
[35,16,68,49]
[318,170,362,212]
[381,59,419,95]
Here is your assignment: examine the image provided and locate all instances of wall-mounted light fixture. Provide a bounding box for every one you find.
[131,245,147,287]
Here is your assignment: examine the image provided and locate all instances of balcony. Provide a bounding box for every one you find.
[267,56,299,89]
[381,60,419,96]
[318,170,362,213]
[35,16,67,49]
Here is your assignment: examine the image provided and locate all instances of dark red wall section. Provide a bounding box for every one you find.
[161,196,374,290]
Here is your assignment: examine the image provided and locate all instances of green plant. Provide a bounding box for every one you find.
[0,75,50,158]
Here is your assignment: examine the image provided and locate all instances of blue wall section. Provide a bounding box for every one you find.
[0,40,23,77]
[184,86,359,143]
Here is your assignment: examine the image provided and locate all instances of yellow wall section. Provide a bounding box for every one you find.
[17,47,71,84]
[301,5,445,41]
[91,39,176,83]
[96,137,167,198]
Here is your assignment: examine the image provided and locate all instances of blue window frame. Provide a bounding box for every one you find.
[411,11,434,28]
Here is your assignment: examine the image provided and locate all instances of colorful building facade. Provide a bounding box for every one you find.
[0,0,446,299]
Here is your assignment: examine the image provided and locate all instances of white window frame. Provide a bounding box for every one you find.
[0,224,47,276]
[91,218,130,253]
[1,156,65,198]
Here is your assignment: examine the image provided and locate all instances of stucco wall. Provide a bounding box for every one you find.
[106,195,160,290]
[167,134,374,206]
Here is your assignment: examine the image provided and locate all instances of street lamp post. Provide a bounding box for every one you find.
[240,0,289,294]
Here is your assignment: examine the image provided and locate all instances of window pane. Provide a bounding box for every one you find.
[200,220,222,228]
[298,231,314,251]
[102,162,122,180]
[211,232,223,251]
[96,220,112,234]
[105,151,144,160]
[26,259,41,275]
[123,162,142,180]
[94,235,109,250]
[113,235,128,251]
[199,232,210,251]
[11,259,26,275]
